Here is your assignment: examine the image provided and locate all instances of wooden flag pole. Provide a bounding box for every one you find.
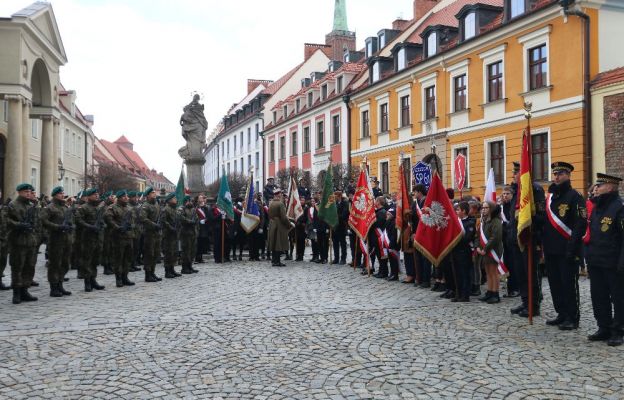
[525,102,534,325]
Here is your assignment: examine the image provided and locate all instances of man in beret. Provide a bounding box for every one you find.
[5,183,39,304]
[139,187,163,282]
[178,195,199,274]
[161,193,182,278]
[41,187,74,297]
[75,188,106,292]
[267,188,291,266]
[71,190,87,279]
[542,162,586,330]
[128,191,143,273]
[105,190,137,288]
[101,191,116,275]
[586,173,624,346]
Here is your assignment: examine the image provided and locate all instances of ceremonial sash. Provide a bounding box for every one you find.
[374,228,388,259]
[415,200,423,218]
[382,229,390,248]
[308,207,315,220]
[388,249,400,260]
[458,217,465,234]
[546,193,572,240]
[196,207,206,220]
[479,222,508,275]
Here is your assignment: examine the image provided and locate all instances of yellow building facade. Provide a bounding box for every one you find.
[349,0,622,196]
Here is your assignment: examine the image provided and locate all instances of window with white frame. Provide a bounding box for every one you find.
[337,76,343,93]
[379,103,389,133]
[380,161,389,194]
[528,44,548,90]
[372,62,380,83]
[303,126,310,152]
[317,120,325,148]
[400,95,410,127]
[307,92,314,107]
[291,131,298,155]
[488,140,505,184]
[454,75,467,112]
[64,129,70,153]
[425,86,436,119]
[379,32,386,48]
[361,110,370,138]
[531,131,549,181]
[427,32,437,57]
[321,84,328,100]
[397,48,406,71]
[332,115,340,144]
[510,0,525,18]
[464,12,476,40]
[487,61,504,102]
[31,119,39,139]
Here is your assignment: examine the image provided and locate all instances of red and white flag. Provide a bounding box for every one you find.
[413,173,463,266]
[286,176,304,221]
[349,167,375,240]
[484,168,497,203]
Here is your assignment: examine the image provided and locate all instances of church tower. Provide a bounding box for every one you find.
[325,0,356,61]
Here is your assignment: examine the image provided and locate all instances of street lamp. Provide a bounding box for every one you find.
[57,159,66,181]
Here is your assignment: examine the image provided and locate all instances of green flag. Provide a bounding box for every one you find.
[217,168,234,220]
[175,169,185,204]
[318,163,338,228]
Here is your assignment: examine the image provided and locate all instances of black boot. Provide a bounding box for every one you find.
[12,288,21,304]
[91,277,105,290]
[50,282,63,298]
[153,272,162,281]
[172,267,182,277]
[115,274,123,287]
[59,282,72,296]
[84,278,93,292]
[145,271,158,282]
[478,291,492,301]
[588,328,611,341]
[103,265,114,275]
[130,265,141,272]
[20,288,38,302]
[165,268,176,279]
[486,292,501,304]
[181,264,193,274]
[121,274,135,286]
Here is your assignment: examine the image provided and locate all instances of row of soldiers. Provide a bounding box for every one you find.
[0,184,207,305]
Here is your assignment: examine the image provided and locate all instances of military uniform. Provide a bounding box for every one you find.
[41,193,74,297]
[105,196,136,287]
[0,203,9,290]
[586,173,624,346]
[6,185,39,304]
[178,200,199,274]
[161,197,181,278]
[140,195,163,282]
[76,193,106,292]
[101,193,115,275]
[542,162,586,330]
[129,194,143,272]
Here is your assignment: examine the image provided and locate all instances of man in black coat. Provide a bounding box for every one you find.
[542,162,586,330]
[585,173,624,347]
[332,192,349,265]
[369,196,388,278]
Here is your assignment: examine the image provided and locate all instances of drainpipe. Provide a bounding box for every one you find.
[84,131,88,189]
[342,93,352,167]
[257,112,265,189]
[563,4,592,189]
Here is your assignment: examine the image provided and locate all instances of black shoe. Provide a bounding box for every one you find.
[91,278,105,290]
[440,289,452,298]
[30,281,39,287]
[129,266,141,272]
[608,334,624,347]
[121,274,135,286]
[285,255,293,261]
[339,260,347,265]
[518,308,540,318]
[295,258,303,261]
[457,297,470,302]
[59,282,72,296]
[558,320,578,331]
[20,288,38,302]
[191,267,199,273]
[432,283,446,292]
[84,278,93,292]
[588,328,611,341]
[510,304,525,314]
[181,266,193,275]
[478,291,492,302]
[165,269,176,279]
[103,266,114,275]
[401,279,415,284]
[12,288,21,304]
[486,293,501,304]
[360,269,369,275]
[50,283,63,298]
[419,282,431,289]
[115,274,124,287]
[154,273,162,281]
[332,259,339,264]
[373,273,386,279]
[546,315,566,326]
[321,259,327,264]
[386,274,399,281]
[145,272,158,282]
[172,268,182,277]
[504,290,520,298]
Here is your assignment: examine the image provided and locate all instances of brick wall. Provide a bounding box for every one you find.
[604,93,624,196]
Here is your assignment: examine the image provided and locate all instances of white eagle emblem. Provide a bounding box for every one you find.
[354,193,368,212]
[421,201,449,231]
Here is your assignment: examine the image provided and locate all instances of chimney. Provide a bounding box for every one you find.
[304,43,331,61]
[247,79,273,94]
[414,0,438,21]
[392,18,410,31]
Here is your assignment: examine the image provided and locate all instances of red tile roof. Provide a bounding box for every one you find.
[591,67,624,90]
[263,62,304,95]
[114,135,132,145]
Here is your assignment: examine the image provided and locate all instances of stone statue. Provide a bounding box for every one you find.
[178,94,208,194]
[178,94,207,161]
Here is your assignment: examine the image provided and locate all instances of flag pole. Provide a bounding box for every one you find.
[353,238,358,271]
[524,102,534,325]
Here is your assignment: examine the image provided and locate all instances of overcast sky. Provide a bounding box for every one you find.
[0,0,414,182]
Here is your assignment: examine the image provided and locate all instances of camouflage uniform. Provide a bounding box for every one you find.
[101,198,115,274]
[105,202,136,287]
[41,198,74,296]
[178,204,199,274]
[0,203,10,290]
[140,199,162,281]
[161,203,181,278]
[76,199,106,291]
[6,195,39,303]
[129,198,143,271]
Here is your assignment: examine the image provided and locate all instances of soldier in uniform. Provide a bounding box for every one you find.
[161,193,182,278]
[509,161,546,318]
[41,187,74,297]
[5,183,39,304]
[298,178,311,201]
[263,177,276,204]
[75,188,106,292]
[332,192,349,265]
[369,196,388,278]
[128,191,142,272]
[586,173,624,346]
[542,162,587,330]
[101,191,115,275]
[105,190,136,288]
[0,191,10,291]
[268,188,292,267]
[371,177,383,198]
[140,187,163,282]
[178,195,199,274]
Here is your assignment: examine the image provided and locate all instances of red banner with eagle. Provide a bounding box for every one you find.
[348,168,375,241]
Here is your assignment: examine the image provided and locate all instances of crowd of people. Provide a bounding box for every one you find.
[0,160,622,347]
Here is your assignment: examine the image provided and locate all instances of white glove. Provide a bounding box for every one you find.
[200,219,206,225]
[313,229,317,232]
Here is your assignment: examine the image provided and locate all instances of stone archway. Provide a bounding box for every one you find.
[31,58,53,107]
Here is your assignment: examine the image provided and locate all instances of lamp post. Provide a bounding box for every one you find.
[57,159,66,182]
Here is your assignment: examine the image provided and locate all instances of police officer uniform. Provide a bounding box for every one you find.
[586,173,624,346]
[542,162,586,330]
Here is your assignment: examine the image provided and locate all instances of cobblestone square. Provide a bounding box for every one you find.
[1,256,623,399]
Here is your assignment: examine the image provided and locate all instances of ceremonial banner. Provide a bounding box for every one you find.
[286,176,304,222]
[217,168,234,220]
[517,130,535,249]
[413,173,463,266]
[318,164,338,228]
[240,172,261,233]
[396,164,411,231]
[484,168,497,203]
[348,167,375,240]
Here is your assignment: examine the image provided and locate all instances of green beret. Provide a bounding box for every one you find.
[83,188,98,196]
[128,191,137,198]
[144,187,154,196]
[183,195,191,203]
[116,190,128,198]
[164,193,176,202]
[16,183,35,192]
[51,186,64,197]
[102,191,112,198]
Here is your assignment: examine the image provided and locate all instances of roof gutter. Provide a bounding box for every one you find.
[342,93,352,167]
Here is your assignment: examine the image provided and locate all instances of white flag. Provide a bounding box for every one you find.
[286,176,304,221]
[484,168,497,203]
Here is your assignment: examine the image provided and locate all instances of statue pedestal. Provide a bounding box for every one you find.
[185,157,206,196]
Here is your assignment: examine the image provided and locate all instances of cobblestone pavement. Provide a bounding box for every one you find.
[1,253,623,399]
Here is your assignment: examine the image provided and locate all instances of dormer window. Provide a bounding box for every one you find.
[337,76,344,93]
[372,62,380,83]
[283,105,288,118]
[397,48,406,71]
[510,0,525,18]
[365,37,378,58]
[464,12,476,40]
[296,99,301,113]
[379,32,386,48]
[427,32,437,57]
[307,92,313,107]
[273,111,277,124]
[321,84,328,100]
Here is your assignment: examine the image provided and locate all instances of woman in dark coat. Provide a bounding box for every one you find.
[476,201,504,304]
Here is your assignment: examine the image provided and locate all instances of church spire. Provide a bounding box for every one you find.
[332,0,348,32]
